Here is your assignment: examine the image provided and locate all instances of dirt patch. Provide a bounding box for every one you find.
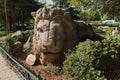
[23,60,65,80]
[12,51,65,80]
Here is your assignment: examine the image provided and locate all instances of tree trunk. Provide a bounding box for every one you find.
[8,0,16,31]
[21,10,25,30]
[11,0,16,31]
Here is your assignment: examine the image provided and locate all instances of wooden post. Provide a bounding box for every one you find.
[4,0,9,34]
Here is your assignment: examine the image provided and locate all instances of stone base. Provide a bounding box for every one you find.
[39,52,60,65]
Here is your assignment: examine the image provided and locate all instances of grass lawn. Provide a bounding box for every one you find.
[0,31,6,35]
[0,31,14,36]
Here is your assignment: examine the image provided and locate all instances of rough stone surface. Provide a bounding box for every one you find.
[29,6,104,65]
[26,54,36,65]
[15,41,21,45]
[39,52,60,65]
[23,36,33,53]
[12,31,23,41]
[13,41,22,54]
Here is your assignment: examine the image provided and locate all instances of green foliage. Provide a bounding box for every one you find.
[105,27,115,36]
[2,33,16,52]
[0,31,6,35]
[80,10,101,21]
[67,0,120,20]
[101,0,120,17]
[22,30,33,43]
[67,7,101,21]
[2,30,33,52]
[68,7,80,20]
[44,64,60,75]
[103,36,120,61]
[100,13,109,21]
[63,35,120,80]
[0,0,43,30]
[52,0,69,8]
[63,40,107,80]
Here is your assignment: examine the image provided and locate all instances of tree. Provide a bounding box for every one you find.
[10,0,43,30]
[52,0,69,8]
[0,0,5,26]
[68,0,120,20]
[101,0,120,17]
[0,0,43,31]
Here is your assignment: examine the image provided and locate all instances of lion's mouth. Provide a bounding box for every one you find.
[39,51,60,65]
[43,52,53,54]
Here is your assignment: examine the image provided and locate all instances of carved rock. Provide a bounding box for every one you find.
[40,52,60,65]
[12,31,23,41]
[23,36,33,53]
[29,6,104,65]
[13,41,22,54]
[26,54,36,66]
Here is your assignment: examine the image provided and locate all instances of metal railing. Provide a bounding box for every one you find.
[0,46,42,80]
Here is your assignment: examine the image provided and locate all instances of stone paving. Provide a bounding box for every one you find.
[0,52,21,80]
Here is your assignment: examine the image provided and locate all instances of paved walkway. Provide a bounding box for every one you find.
[0,53,21,80]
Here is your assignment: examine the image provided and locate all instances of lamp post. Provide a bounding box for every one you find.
[4,0,9,34]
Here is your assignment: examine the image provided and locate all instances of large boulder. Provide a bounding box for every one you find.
[29,6,104,65]
[26,54,36,66]
[13,41,22,54]
[12,31,23,41]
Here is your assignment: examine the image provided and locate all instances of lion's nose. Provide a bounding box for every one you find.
[41,45,48,51]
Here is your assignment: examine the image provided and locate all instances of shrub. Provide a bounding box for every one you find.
[63,40,107,80]
[21,30,33,43]
[63,35,120,80]
[2,33,16,52]
[2,30,33,53]
[44,64,60,75]
[102,35,120,61]
[105,27,115,36]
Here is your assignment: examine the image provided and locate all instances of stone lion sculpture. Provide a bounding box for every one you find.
[28,6,103,65]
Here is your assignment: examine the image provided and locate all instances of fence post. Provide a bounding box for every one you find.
[25,72,29,80]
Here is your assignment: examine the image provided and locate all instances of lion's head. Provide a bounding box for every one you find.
[31,6,79,65]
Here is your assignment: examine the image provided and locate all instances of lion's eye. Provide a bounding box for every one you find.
[53,17,56,20]
[38,28,43,33]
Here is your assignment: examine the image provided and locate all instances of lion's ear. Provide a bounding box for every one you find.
[64,12,71,21]
[31,12,36,19]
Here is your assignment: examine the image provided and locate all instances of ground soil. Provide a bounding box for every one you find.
[23,60,65,80]
[14,51,65,80]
